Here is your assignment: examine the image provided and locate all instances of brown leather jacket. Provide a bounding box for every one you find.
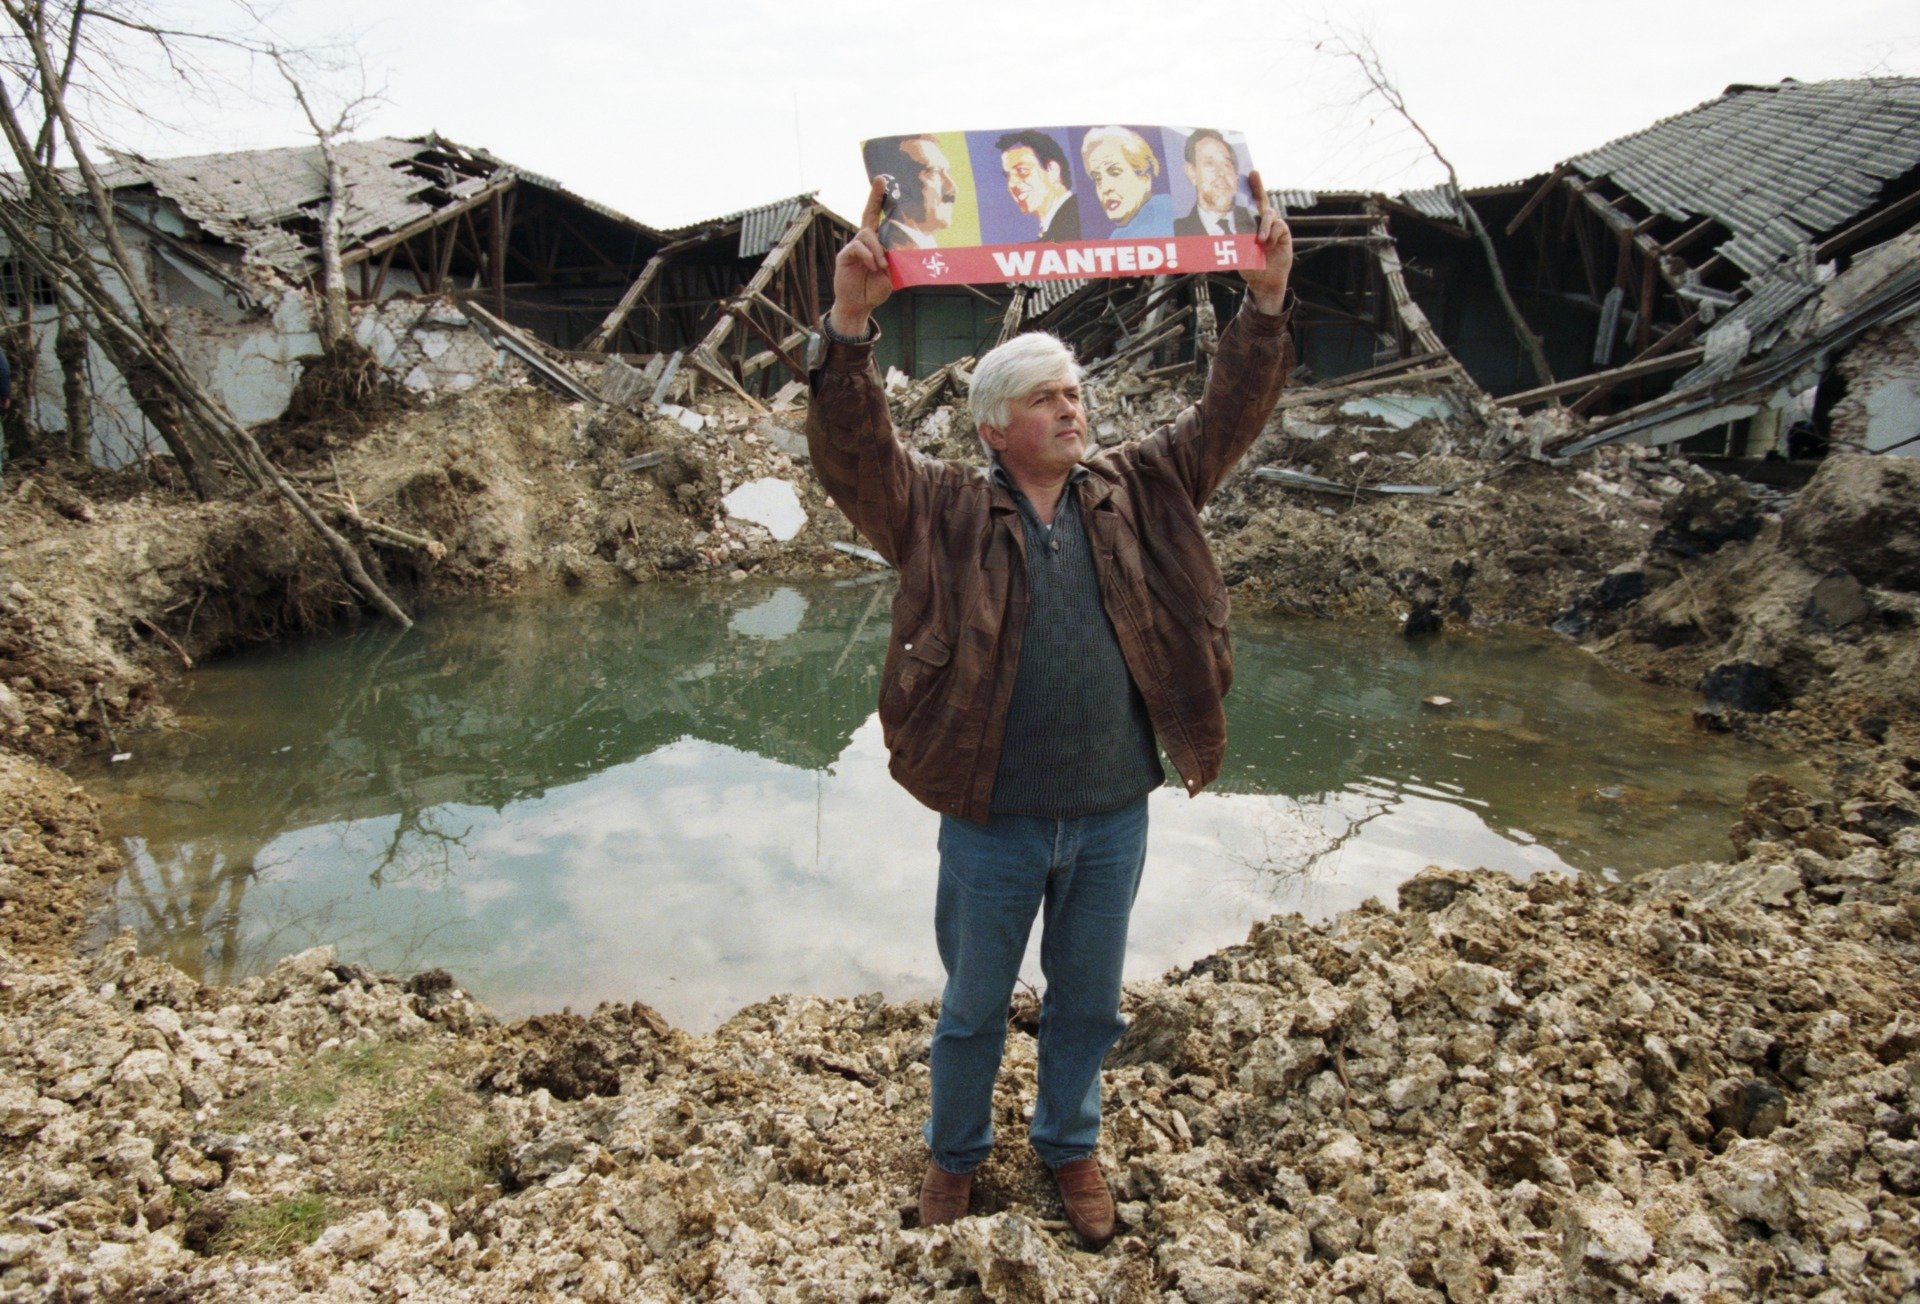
[806,303,1294,822]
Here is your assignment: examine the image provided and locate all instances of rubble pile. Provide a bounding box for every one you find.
[0,742,1915,1299]
[4,349,1920,1298]
[1590,455,1920,749]
[1207,384,1701,629]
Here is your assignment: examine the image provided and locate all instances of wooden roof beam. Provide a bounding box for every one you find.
[1505,165,1569,236]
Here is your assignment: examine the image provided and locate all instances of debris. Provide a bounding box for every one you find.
[721,478,807,541]
[831,541,889,568]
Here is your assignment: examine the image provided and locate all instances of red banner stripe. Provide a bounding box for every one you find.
[886,235,1266,289]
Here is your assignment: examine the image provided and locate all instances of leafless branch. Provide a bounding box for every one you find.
[1316,26,1557,389]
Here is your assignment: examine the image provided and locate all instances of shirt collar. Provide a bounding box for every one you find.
[990,456,1090,491]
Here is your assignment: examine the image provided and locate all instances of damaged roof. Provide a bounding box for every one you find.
[103,134,660,277]
[1568,77,1920,278]
[659,195,819,260]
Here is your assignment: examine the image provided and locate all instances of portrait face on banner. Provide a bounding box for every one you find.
[1170,128,1257,236]
[1074,125,1173,238]
[967,128,1081,245]
[861,124,1263,287]
[861,131,982,250]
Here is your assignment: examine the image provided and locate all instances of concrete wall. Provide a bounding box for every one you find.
[7,216,511,469]
[1830,313,1920,458]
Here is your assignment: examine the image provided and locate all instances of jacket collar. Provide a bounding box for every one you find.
[988,456,1109,513]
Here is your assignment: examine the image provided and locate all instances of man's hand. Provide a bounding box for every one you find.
[1239,169,1292,316]
[828,177,893,338]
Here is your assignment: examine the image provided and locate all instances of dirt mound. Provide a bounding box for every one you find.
[0,750,121,957]
[1779,455,1920,592]
[1585,454,1920,747]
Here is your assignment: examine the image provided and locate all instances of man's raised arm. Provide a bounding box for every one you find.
[805,179,929,566]
[1159,168,1297,505]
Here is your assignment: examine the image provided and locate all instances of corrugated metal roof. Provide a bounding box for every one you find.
[1671,254,1826,387]
[1568,78,1920,276]
[738,198,808,259]
[1396,185,1463,223]
[1025,278,1088,316]
[657,193,849,260]
[103,135,659,277]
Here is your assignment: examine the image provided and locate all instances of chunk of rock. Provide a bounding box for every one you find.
[1779,453,1920,591]
[1560,1192,1654,1282]
[1699,1138,1806,1232]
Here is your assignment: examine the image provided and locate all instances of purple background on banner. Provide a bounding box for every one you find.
[1067,124,1176,240]
[1164,127,1256,224]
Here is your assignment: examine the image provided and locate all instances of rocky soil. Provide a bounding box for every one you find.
[2,359,1919,1299]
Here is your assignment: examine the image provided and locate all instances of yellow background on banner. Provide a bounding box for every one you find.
[928,130,981,248]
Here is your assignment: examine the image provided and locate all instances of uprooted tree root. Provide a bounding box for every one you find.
[280,342,405,435]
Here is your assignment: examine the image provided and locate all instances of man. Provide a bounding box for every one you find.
[805,174,1293,1242]
[862,134,960,250]
[1174,128,1259,237]
[994,130,1080,243]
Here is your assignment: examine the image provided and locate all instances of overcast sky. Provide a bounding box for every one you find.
[79,0,1920,229]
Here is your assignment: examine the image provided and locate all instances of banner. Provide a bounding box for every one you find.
[859,125,1266,289]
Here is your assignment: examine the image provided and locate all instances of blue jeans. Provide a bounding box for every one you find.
[924,798,1148,1173]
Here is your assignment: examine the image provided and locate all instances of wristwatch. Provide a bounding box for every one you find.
[806,314,879,372]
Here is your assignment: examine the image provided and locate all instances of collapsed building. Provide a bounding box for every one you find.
[0,134,853,465]
[1401,76,1920,459]
[3,77,1915,469]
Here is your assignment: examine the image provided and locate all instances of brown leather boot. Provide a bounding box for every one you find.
[918,1161,973,1227]
[1052,1157,1115,1241]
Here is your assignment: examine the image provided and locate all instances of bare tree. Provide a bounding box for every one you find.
[268,46,358,352]
[1319,29,1557,390]
[0,0,412,626]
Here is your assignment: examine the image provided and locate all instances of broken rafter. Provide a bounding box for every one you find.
[1570,312,1700,415]
[1318,349,1456,389]
[691,204,818,383]
[341,173,517,268]
[684,348,769,411]
[741,329,809,378]
[1376,194,1469,240]
[1270,365,1460,412]
[1497,344,1705,408]
[458,300,603,405]
[1814,186,1920,261]
[1504,165,1569,237]
[577,232,712,353]
[1370,214,1448,358]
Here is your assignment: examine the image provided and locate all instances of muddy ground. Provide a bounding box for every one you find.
[1,362,1918,1300]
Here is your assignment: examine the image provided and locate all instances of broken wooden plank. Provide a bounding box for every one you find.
[1371,222,1449,357]
[459,300,603,405]
[578,236,710,353]
[621,450,668,471]
[1253,466,1455,497]
[1497,346,1706,408]
[1270,365,1460,412]
[692,205,817,373]
[684,347,769,412]
[1313,350,1456,389]
[1503,165,1568,236]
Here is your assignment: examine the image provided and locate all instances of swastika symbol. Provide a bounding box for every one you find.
[1212,240,1240,267]
[925,254,949,278]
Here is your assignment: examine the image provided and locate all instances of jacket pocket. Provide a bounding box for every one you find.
[880,631,952,724]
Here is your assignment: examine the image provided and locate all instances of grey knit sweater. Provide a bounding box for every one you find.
[989,468,1165,818]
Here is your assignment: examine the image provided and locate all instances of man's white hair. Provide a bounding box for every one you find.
[970,331,1084,450]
